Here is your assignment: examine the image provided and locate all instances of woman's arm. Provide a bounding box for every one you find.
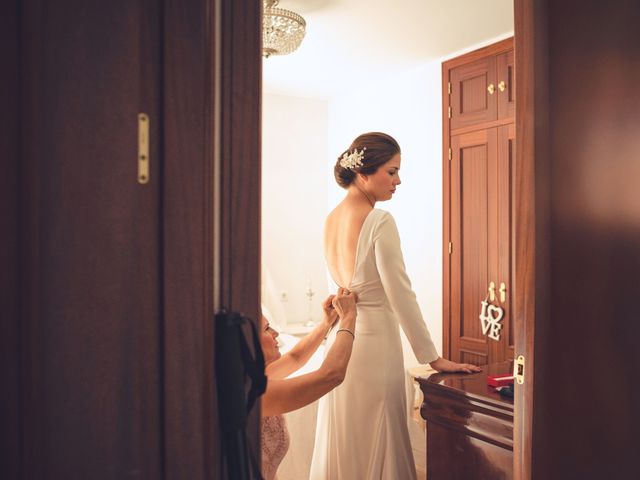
[266,296,337,380]
[262,290,356,416]
[374,212,439,364]
[374,213,480,373]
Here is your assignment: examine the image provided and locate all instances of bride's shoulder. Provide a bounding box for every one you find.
[370,209,399,234]
[324,204,343,229]
[371,208,393,223]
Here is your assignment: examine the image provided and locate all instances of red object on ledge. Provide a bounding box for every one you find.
[487,374,514,387]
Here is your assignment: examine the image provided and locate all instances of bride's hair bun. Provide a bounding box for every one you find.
[334,132,401,189]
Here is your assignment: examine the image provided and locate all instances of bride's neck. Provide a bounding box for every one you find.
[348,183,375,208]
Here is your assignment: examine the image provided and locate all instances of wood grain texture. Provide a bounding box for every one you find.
[418,362,514,480]
[531,0,640,478]
[444,39,515,370]
[0,1,21,478]
[218,0,263,476]
[450,56,497,130]
[514,0,548,479]
[163,0,217,477]
[9,0,241,478]
[18,1,163,477]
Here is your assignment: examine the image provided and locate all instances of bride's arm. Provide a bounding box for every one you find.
[374,213,439,364]
[262,293,356,416]
[374,213,480,373]
[266,296,337,380]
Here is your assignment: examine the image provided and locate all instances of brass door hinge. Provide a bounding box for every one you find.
[448,106,452,118]
[448,242,452,254]
[448,147,452,161]
[448,82,452,94]
[138,113,150,184]
[514,355,525,384]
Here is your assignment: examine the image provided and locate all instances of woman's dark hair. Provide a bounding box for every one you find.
[334,132,401,189]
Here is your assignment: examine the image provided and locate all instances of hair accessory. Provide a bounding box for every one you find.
[339,147,367,170]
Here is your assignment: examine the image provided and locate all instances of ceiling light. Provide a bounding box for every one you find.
[262,0,306,58]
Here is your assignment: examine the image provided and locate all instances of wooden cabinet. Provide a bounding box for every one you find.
[444,39,515,366]
[450,46,514,131]
[416,362,514,480]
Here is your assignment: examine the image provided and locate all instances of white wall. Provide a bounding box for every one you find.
[262,93,329,329]
[327,60,444,365]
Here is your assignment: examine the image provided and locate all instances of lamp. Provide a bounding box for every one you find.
[262,0,306,58]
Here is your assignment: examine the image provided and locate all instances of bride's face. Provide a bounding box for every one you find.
[259,315,281,364]
[363,153,402,202]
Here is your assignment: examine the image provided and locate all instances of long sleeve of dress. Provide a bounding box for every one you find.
[373,211,439,364]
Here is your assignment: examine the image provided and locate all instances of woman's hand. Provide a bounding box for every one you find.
[333,288,357,330]
[429,357,482,374]
[321,294,339,329]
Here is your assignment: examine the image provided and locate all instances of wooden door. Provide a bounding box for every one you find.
[2,1,262,478]
[449,125,514,366]
[17,2,164,477]
[450,129,498,366]
[450,56,498,130]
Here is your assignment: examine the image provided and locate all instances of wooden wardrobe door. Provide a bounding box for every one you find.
[450,128,498,366]
[450,56,498,130]
[497,50,516,121]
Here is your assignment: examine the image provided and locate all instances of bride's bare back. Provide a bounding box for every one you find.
[324,201,373,289]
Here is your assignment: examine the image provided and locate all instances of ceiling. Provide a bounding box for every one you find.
[263,0,514,99]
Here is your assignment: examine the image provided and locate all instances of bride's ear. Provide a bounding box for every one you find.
[358,172,368,183]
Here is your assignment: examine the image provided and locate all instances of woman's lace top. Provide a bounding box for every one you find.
[261,415,290,480]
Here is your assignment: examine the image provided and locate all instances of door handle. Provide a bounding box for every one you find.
[488,281,496,302]
[499,282,507,303]
[487,83,495,95]
[498,80,506,92]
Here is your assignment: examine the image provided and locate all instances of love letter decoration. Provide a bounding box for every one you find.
[479,300,504,341]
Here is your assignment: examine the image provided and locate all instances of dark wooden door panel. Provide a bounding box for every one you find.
[20,1,162,477]
[7,1,262,479]
[450,57,497,130]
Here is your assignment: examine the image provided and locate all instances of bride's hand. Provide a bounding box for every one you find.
[321,295,338,328]
[429,357,482,374]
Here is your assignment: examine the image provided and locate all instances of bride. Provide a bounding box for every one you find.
[309,132,480,479]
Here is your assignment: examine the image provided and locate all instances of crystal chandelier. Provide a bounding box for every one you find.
[262,0,306,58]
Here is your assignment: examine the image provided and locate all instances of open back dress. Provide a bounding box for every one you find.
[309,208,439,479]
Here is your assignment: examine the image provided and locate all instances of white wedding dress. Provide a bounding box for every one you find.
[310,208,439,480]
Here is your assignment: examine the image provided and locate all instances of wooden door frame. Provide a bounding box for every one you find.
[224,1,547,478]
[513,0,548,478]
[3,0,543,478]
[163,0,262,477]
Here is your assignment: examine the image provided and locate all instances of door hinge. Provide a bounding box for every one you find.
[138,113,150,184]
[448,82,452,95]
[448,147,452,161]
[448,106,452,118]
[448,242,452,254]
[514,355,525,384]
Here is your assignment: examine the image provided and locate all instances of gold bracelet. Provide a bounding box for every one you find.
[336,328,355,340]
